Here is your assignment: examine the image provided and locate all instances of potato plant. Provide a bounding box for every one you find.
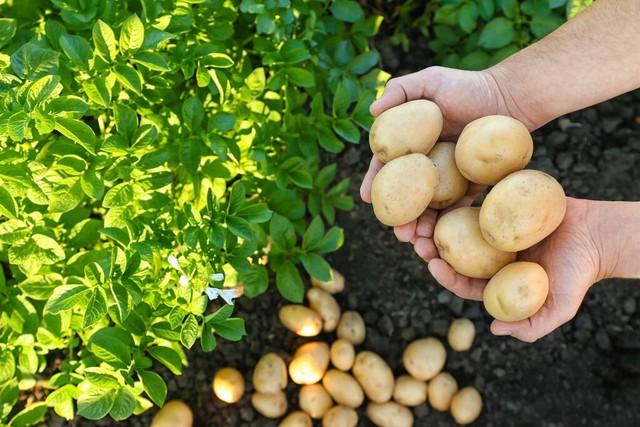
[0,0,386,423]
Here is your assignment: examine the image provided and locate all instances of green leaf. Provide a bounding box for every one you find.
[302,216,324,250]
[114,64,143,94]
[498,0,519,18]
[114,103,138,139]
[0,18,17,49]
[147,346,182,375]
[9,234,66,275]
[9,402,47,427]
[182,96,204,130]
[333,80,352,117]
[312,227,344,253]
[110,387,136,421]
[110,281,130,321]
[93,19,117,61]
[201,52,234,68]
[131,51,170,71]
[103,183,133,208]
[288,169,313,189]
[83,77,111,107]
[276,261,305,302]
[59,34,93,70]
[11,42,59,80]
[119,14,145,52]
[0,350,15,382]
[478,0,495,19]
[316,126,344,153]
[47,96,88,114]
[236,203,272,223]
[83,288,108,328]
[27,75,61,107]
[209,112,235,132]
[333,118,360,143]
[348,51,379,75]
[458,3,479,33]
[567,0,593,18]
[45,284,91,314]
[286,67,315,87]
[530,13,564,38]
[81,169,105,200]
[139,370,167,407]
[180,314,199,349]
[7,112,29,141]
[213,318,246,341]
[46,384,77,420]
[54,117,96,153]
[478,17,516,49]
[280,40,310,63]
[88,327,133,367]
[300,253,332,281]
[240,265,268,298]
[269,213,295,248]
[179,138,201,173]
[85,370,119,389]
[78,385,115,420]
[0,186,17,219]
[331,0,364,23]
[201,323,217,352]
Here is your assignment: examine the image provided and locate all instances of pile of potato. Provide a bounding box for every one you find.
[369,100,567,322]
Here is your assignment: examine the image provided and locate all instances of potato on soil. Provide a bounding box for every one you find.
[279,411,313,427]
[253,353,287,394]
[311,269,345,294]
[428,142,469,209]
[278,305,323,337]
[289,342,331,385]
[322,405,358,427]
[307,288,341,332]
[352,351,394,403]
[330,339,355,371]
[447,318,476,352]
[336,311,366,345]
[150,400,193,427]
[251,391,288,418]
[451,386,483,425]
[366,402,413,427]
[212,367,244,403]
[299,384,333,419]
[428,372,458,411]
[402,337,446,381]
[322,369,365,408]
[393,375,428,407]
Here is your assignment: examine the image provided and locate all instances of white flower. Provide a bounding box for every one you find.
[210,272,225,282]
[167,255,181,271]
[205,287,240,305]
[179,274,190,287]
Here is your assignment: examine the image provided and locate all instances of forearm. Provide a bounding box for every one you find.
[488,0,640,129]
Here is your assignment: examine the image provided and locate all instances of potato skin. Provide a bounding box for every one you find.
[455,115,533,185]
[289,342,331,385]
[483,261,549,322]
[369,100,443,163]
[393,375,428,407]
[251,391,288,418]
[371,153,439,226]
[434,207,516,279]
[279,411,313,427]
[322,369,365,408]
[428,372,458,411]
[330,339,355,371]
[311,269,345,294]
[322,405,358,427]
[336,311,366,345]
[278,305,323,337]
[451,387,483,425]
[366,402,414,427]
[253,353,288,394]
[428,142,469,209]
[479,169,567,252]
[299,384,334,419]
[352,351,394,403]
[447,318,476,352]
[212,367,245,403]
[151,400,193,427]
[402,337,446,381]
[307,288,341,332]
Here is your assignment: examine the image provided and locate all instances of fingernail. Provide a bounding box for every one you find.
[493,329,512,336]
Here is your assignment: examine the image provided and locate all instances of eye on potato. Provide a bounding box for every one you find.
[299,384,334,419]
[307,288,341,332]
[330,339,355,371]
[447,318,476,352]
[322,405,358,427]
[251,391,288,418]
[311,269,345,294]
[212,367,245,404]
[279,305,323,337]
[150,400,193,427]
[352,351,395,403]
[253,353,288,394]
[428,372,458,411]
[336,311,366,345]
[322,369,365,408]
[392,375,428,407]
[402,337,446,381]
[428,142,469,209]
[450,386,483,425]
[289,342,331,385]
[366,401,414,427]
[279,411,313,427]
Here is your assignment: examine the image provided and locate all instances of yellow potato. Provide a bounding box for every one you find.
[483,261,549,322]
[455,115,533,185]
[299,384,333,419]
[366,402,413,427]
[311,268,345,294]
[392,375,428,407]
[212,367,244,403]
[322,405,358,427]
[322,369,365,408]
[278,305,323,337]
[279,411,313,427]
[253,353,288,394]
[479,169,567,251]
[447,318,476,352]
[251,391,288,418]
[371,153,439,226]
[428,372,458,411]
[369,99,443,163]
[352,351,394,403]
[289,342,330,385]
[330,339,355,371]
[434,207,516,279]
[451,386,483,425]
[336,311,366,346]
[402,337,446,381]
[307,288,341,332]
[151,400,193,427]
[428,142,469,209]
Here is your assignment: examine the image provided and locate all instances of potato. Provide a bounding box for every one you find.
[279,305,323,337]
[330,339,355,371]
[212,367,244,403]
[428,372,458,411]
[371,153,439,226]
[483,261,549,322]
[366,402,413,427]
[369,99,443,163]
[352,351,394,403]
[336,311,366,345]
[289,342,330,385]
[251,391,288,418]
[479,169,567,252]
[322,405,358,427]
[393,375,428,407]
[447,318,475,352]
[402,337,446,381]
[279,411,313,427]
[322,369,364,408]
[307,288,341,332]
[434,207,516,279]
[151,400,193,427]
[299,384,333,419]
[451,386,483,425]
[455,115,533,185]
[311,269,345,294]
[428,142,469,209]
[253,353,287,394]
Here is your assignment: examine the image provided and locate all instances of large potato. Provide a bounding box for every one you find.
[279,411,313,427]
[212,367,244,403]
[322,369,364,408]
[289,342,330,385]
[455,115,533,185]
[251,391,288,418]
[336,311,366,345]
[479,169,567,251]
[311,268,345,294]
[393,375,428,407]
[369,99,443,163]
[451,386,483,425]
[151,400,193,427]
[299,384,333,419]
[253,353,287,394]
[307,288,341,332]
[352,351,394,403]
[330,339,355,371]
[371,153,439,226]
[322,405,358,427]
[402,337,446,381]
[366,402,413,427]
[428,372,458,411]
[447,318,475,352]
[433,207,516,279]
[428,142,469,209]
[483,261,549,322]
[279,305,323,337]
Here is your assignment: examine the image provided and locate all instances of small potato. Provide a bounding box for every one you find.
[336,311,366,346]
[212,367,244,403]
[369,99,443,163]
[253,353,287,394]
[479,169,567,252]
[279,305,323,337]
[352,351,394,403]
[299,384,333,419]
[311,269,345,294]
[428,372,458,411]
[330,339,355,371]
[289,342,330,385]
[403,337,446,381]
[447,318,476,352]
[455,115,533,185]
[371,153,439,226]
[428,142,469,209]
[393,375,428,407]
[483,261,549,322]
[279,411,313,427]
[151,400,193,427]
[434,207,516,279]
[322,405,358,427]
[251,391,288,418]
[366,402,413,427]
[322,369,365,408]
[451,386,483,425]
[307,288,341,332]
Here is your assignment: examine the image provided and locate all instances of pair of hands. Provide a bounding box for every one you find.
[360,67,603,342]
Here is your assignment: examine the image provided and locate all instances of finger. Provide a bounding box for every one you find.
[360,157,384,203]
[490,305,572,343]
[394,221,417,243]
[370,72,428,116]
[414,237,438,262]
[415,210,438,238]
[427,258,487,301]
